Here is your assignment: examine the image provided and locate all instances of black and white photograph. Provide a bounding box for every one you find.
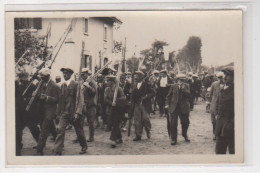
[5,10,243,165]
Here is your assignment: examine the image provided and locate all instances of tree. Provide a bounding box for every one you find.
[126,56,140,73]
[15,30,51,76]
[176,36,202,73]
[139,39,169,72]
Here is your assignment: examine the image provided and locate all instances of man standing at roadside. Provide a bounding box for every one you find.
[215,67,234,154]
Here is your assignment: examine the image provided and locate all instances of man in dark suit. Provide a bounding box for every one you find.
[36,68,60,155]
[81,68,97,142]
[156,69,172,117]
[165,74,191,145]
[132,71,155,141]
[215,67,234,154]
[54,67,87,155]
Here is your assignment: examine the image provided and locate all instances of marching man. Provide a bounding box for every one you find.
[54,67,87,155]
[165,74,191,145]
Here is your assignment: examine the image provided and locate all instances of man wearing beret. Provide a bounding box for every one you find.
[81,68,97,142]
[132,71,155,141]
[165,74,191,145]
[54,67,87,155]
[36,68,60,155]
[215,67,234,154]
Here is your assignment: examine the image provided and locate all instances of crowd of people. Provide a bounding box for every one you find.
[15,64,234,156]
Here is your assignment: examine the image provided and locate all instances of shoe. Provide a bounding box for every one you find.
[105,128,111,132]
[171,140,177,145]
[79,147,87,154]
[55,151,62,155]
[184,137,190,142]
[87,138,94,142]
[36,151,43,156]
[121,127,127,132]
[116,139,123,144]
[50,137,56,141]
[146,131,151,139]
[133,137,141,141]
[66,125,72,130]
[33,145,37,149]
[72,139,79,144]
[111,142,117,148]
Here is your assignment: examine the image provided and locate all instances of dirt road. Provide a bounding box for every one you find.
[21,101,215,155]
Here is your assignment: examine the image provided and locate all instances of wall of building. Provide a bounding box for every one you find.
[36,17,116,80]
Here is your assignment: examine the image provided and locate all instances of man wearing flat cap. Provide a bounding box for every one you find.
[210,71,224,141]
[215,66,234,154]
[36,68,60,155]
[157,69,173,117]
[81,68,97,142]
[132,71,155,141]
[165,74,191,145]
[104,75,126,148]
[54,67,87,155]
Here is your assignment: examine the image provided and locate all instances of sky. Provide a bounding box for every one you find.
[113,11,242,67]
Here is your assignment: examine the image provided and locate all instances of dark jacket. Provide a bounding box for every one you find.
[57,80,84,119]
[82,80,97,108]
[39,79,60,120]
[215,84,234,137]
[166,83,190,114]
[132,81,156,113]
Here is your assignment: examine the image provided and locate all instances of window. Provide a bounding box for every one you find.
[104,58,108,65]
[84,18,89,35]
[14,18,42,30]
[84,55,92,71]
[103,24,108,41]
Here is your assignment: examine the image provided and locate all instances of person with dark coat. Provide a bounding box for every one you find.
[189,74,200,110]
[210,72,224,140]
[156,70,172,117]
[36,68,60,155]
[16,72,41,149]
[104,75,126,148]
[132,71,155,141]
[54,67,87,155]
[81,68,97,142]
[165,74,191,145]
[215,67,234,154]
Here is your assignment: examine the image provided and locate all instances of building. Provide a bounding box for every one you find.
[14,17,123,79]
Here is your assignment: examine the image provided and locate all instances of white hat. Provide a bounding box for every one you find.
[216,71,224,78]
[176,74,186,79]
[192,74,199,78]
[153,70,159,74]
[81,68,92,74]
[39,68,51,76]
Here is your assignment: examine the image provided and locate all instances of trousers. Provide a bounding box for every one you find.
[110,107,124,142]
[84,106,96,139]
[169,105,190,141]
[54,114,87,153]
[134,103,151,138]
[211,114,216,135]
[215,135,235,154]
[37,119,56,152]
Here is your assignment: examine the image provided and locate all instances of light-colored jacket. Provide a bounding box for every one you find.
[210,80,221,115]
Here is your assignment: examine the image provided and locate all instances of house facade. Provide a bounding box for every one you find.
[15,17,123,79]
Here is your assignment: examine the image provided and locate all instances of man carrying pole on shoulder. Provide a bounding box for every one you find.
[81,68,97,142]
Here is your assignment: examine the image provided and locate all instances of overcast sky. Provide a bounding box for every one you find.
[114,11,242,67]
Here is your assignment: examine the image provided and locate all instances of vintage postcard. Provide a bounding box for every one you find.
[5,10,243,165]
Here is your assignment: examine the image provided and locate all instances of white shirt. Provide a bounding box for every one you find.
[137,82,142,90]
[65,78,72,86]
[160,76,168,87]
